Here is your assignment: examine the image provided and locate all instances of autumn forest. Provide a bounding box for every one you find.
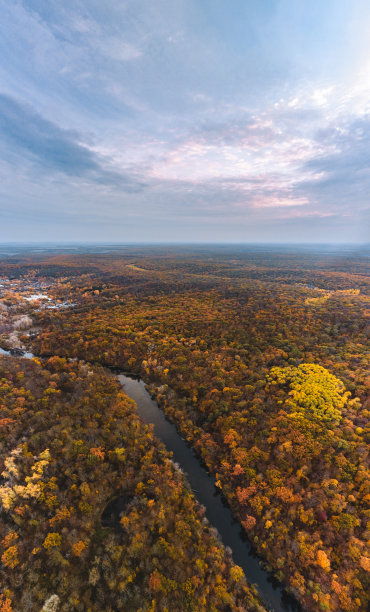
[0,245,368,612]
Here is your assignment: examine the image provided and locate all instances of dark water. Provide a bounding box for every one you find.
[101,494,134,531]
[0,348,300,610]
[118,374,300,612]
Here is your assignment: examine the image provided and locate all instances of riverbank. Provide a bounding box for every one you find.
[0,347,299,611]
[0,352,264,611]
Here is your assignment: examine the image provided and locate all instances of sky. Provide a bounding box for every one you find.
[0,0,369,243]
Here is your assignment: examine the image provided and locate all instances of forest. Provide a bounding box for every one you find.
[0,353,262,611]
[0,245,369,611]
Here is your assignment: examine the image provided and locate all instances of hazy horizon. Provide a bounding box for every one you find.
[0,241,368,249]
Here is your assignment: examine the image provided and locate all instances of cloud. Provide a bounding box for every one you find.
[0,93,146,192]
[98,38,143,62]
[298,114,370,215]
[310,115,370,177]
[0,1,369,242]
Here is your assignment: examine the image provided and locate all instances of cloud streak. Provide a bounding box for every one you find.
[0,93,146,192]
[0,0,369,242]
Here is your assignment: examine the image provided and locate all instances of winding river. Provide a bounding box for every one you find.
[0,347,300,611]
[119,373,300,612]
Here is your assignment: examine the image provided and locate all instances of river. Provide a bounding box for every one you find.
[0,348,300,611]
[119,373,300,612]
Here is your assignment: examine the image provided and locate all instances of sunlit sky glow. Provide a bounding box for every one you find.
[0,0,369,243]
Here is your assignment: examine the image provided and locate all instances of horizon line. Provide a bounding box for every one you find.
[0,241,369,247]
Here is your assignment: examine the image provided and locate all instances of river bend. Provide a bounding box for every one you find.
[118,373,300,612]
[0,348,299,611]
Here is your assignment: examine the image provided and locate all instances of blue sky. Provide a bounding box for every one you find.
[0,0,369,243]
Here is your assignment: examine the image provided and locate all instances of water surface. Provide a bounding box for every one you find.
[0,348,300,611]
[118,373,300,612]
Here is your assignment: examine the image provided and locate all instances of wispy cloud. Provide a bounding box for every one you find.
[0,93,146,192]
[0,0,369,242]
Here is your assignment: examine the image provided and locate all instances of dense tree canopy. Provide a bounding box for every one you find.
[267,364,350,424]
[0,355,262,611]
[0,246,369,611]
